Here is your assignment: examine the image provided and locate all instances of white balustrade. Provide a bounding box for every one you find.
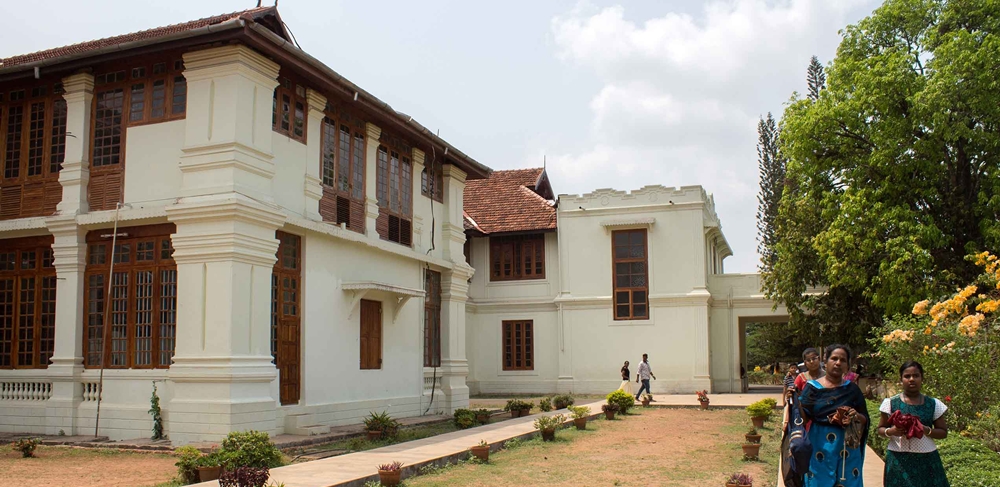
[0,381,53,401]
[81,382,101,402]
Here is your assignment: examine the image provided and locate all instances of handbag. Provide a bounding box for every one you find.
[781,392,812,487]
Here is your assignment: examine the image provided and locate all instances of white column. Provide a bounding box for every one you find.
[303,89,326,221]
[363,122,382,237]
[440,165,467,264]
[164,44,286,444]
[439,268,472,412]
[410,148,425,252]
[56,73,94,215]
[43,215,87,434]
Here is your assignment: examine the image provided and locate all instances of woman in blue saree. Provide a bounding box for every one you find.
[799,344,869,487]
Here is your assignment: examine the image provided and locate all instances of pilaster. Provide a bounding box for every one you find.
[363,122,382,237]
[44,214,87,434]
[177,45,280,203]
[56,73,94,215]
[440,165,467,264]
[411,148,426,252]
[164,194,286,444]
[303,89,327,221]
[438,267,473,412]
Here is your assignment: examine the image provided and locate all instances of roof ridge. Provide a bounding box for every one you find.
[0,6,274,65]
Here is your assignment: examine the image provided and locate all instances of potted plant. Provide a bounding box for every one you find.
[174,446,203,484]
[475,408,491,424]
[552,394,575,410]
[725,472,753,487]
[568,405,591,430]
[696,390,710,409]
[746,400,772,429]
[744,428,761,444]
[606,390,634,415]
[533,414,565,441]
[218,466,269,487]
[470,439,490,462]
[539,397,553,412]
[640,393,653,407]
[741,441,761,460]
[504,399,532,417]
[364,412,385,440]
[602,403,618,420]
[377,461,404,487]
[196,450,224,482]
[11,437,39,458]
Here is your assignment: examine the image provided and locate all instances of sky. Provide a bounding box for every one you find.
[1,0,883,273]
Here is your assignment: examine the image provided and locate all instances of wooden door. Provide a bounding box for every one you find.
[360,299,382,369]
[272,232,301,405]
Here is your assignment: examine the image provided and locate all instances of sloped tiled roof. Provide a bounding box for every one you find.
[0,7,278,69]
[463,168,556,235]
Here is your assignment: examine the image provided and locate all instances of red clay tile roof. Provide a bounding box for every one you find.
[0,7,277,69]
[463,168,556,235]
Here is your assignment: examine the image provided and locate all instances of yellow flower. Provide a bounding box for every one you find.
[924,326,933,335]
[978,299,1000,314]
[753,366,761,372]
[923,345,930,351]
[912,300,930,315]
[958,313,984,337]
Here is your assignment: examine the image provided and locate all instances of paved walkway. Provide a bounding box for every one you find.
[194,393,781,487]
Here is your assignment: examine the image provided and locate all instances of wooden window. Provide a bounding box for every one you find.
[0,236,56,369]
[272,76,306,143]
[360,299,382,370]
[83,224,176,369]
[318,103,366,233]
[489,234,545,281]
[501,320,533,371]
[421,158,443,202]
[271,231,301,405]
[0,82,66,220]
[375,132,413,246]
[612,229,648,320]
[424,270,441,367]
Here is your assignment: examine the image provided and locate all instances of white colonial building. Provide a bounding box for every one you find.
[0,8,788,444]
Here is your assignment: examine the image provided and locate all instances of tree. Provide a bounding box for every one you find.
[765,0,1000,349]
[756,113,785,273]
[806,55,825,101]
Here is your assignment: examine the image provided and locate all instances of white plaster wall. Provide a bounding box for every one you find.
[271,134,308,217]
[123,120,184,207]
[411,186,446,261]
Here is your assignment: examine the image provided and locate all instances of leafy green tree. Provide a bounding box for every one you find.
[765,0,1000,348]
[756,113,785,273]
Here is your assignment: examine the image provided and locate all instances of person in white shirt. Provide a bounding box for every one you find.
[634,353,656,400]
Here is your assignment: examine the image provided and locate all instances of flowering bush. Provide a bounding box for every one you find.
[872,251,1000,437]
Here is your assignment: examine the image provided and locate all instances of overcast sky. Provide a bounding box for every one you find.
[2,0,882,273]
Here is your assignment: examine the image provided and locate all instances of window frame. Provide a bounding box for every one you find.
[0,236,56,369]
[611,228,649,321]
[421,157,443,202]
[272,75,307,143]
[501,320,533,371]
[489,234,546,281]
[319,102,367,233]
[424,269,441,368]
[82,224,177,369]
[376,131,413,246]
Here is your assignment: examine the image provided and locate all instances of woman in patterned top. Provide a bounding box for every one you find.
[876,361,950,487]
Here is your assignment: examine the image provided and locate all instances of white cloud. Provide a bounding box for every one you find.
[545,0,880,272]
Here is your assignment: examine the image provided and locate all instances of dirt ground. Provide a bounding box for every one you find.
[0,446,178,487]
[407,407,779,487]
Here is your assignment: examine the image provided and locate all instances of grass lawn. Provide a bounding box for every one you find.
[0,445,179,487]
[407,407,781,487]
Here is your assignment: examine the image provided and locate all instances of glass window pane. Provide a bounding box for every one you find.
[630,230,644,245]
[616,305,630,318]
[633,304,647,318]
[615,291,630,305]
[614,232,629,246]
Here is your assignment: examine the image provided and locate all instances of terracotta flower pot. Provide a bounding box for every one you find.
[573,417,587,430]
[476,413,490,424]
[725,483,752,487]
[745,433,762,443]
[700,400,710,410]
[541,428,556,441]
[604,410,616,420]
[470,445,490,461]
[641,398,651,407]
[196,466,221,482]
[742,442,761,460]
[367,429,383,441]
[751,416,766,429]
[378,469,402,487]
[518,409,531,417]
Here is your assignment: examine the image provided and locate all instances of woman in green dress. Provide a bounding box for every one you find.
[876,361,950,487]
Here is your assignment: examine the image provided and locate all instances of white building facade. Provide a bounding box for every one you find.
[0,8,483,444]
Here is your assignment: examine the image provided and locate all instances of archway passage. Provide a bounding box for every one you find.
[740,317,800,393]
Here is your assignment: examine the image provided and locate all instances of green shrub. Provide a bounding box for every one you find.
[567,405,590,419]
[761,397,777,409]
[866,400,888,457]
[552,394,575,409]
[533,414,565,431]
[219,430,283,469]
[475,408,492,425]
[363,411,400,438]
[11,437,39,458]
[938,435,1000,487]
[453,409,477,429]
[746,400,772,419]
[503,399,532,413]
[174,445,203,484]
[963,405,1000,453]
[606,390,634,415]
[538,397,552,412]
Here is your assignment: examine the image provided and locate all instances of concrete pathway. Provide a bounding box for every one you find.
[194,393,781,487]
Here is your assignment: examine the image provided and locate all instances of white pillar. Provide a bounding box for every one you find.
[440,165,467,264]
[43,215,87,434]
[363,122,382,237]
[439,268,472,412]
[303,89,326,221]
[56,73,94,215]
[410,148,425,252]
[164,44,285,444]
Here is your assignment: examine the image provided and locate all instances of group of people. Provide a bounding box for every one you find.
[617,353,657,400]
[783,345,950,487]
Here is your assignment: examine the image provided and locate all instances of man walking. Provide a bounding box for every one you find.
[635,353,656,400]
